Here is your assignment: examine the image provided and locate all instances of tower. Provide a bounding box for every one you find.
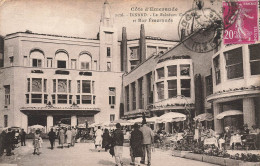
[99,0,119,72]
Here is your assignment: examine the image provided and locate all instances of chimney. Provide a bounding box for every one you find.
[139,24,146,63]
[121,27,128,72]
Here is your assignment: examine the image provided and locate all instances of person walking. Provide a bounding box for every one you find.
[95,126,103,152]
[5,128,14,156]
[48,128,56,150]
[66,127,72,148]
[111,123,124,166]
[33,130,41,155]
[130,123,143,166]
[140,118,154,166]
[20,129,26,146]
[102,128,111,152]
[71,126,76,146]
[59,127,65,148]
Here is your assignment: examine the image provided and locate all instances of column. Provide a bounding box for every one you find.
[143,75,148,109]
[47,115,53,132]
[21,113,28,133]
[71,115,77,127]
[213,102,223,134]
[129,84,133,111]
[243,98,256,129]
[136,80,140,110]
[165,110,170,133]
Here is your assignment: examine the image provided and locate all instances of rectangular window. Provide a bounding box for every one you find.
[31,94,42,103]
[158,47,168,54]
[132,82,136,110]
[23,56,28,66]
[157,67,164,79]
[57,94,67,104]
[57,60,66,68]
[47,58,53,68]
[77,80,80,93]
[53,79,56,93]
[168,80,177,98]
[180,64,190,76]
[44,94,48,104]
[147,46,157,57]
[168,65,177,77]
[69,80,71,93]
[93,95,96,104]
[44,79,47,92]
[71,59,76,69]
[107,47,111,57]
[224,47,243,79]
[93,60,97,71]
[130,47,140,60]
[125,86,130,112]
[157,81,164,100]
[249,44,260,75]
[213,55,221,85]
[52,94,56,104]
[58,79,67,93]
[92,81,95,94]
[25,94,29,104]
[82,95,91,104]
[82,80,91,93]
[69,95,72,104]
[4,85,10,105]
[32,59,42,67]
[110,114,115,122]
[4,115,8,128]
[107,62,111,71]
[130,61,139,70]
[32,78,42,92]
[9,56,14,66]
[76,95,80,104]
[109,87,116,105]
[205,75,213,96]
[27,78,30,92]
[81,62,89,70]
[181,79,191,97]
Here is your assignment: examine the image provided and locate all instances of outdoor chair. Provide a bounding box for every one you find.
[243,134,257,150]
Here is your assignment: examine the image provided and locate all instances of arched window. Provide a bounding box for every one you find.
[55,50,69,69]
[30,49,45,67]
[79,52,92,70]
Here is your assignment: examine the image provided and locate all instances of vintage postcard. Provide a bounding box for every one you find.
[0,0,259,166]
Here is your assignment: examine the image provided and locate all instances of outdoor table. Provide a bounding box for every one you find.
[230,134,242,146]
[204,137,218,147]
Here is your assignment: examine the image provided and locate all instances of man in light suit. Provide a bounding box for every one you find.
[140,118,154,166]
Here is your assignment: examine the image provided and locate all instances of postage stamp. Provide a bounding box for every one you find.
[223,0,259,44]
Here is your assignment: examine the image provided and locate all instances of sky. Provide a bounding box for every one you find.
[0,0,222,40]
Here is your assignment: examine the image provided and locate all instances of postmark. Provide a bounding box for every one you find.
[178,8,222,53]
[223,0,259,44]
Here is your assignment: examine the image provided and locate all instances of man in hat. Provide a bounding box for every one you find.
[140,116,154,166]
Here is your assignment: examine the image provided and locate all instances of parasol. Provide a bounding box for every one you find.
[157,112,186,123]
[216,110,243,120]
[194,113,213,122]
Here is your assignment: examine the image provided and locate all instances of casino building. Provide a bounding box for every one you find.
[0,1,177,132]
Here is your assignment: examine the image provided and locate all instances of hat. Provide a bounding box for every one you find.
[133,123,139,129]
[116,123,121,129]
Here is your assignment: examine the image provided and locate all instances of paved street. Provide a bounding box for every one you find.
[0,140,217,166]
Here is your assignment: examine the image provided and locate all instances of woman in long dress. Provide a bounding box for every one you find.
[66,127,72,148]
[102,128,111,151]
[95,126,103,152]
[59,128,65,148]
[130,123,143,165]
[33,130,41,155]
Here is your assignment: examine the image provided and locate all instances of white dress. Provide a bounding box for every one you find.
[95,129,103,146]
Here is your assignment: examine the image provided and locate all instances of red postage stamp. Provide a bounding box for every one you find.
[223,0,259,44]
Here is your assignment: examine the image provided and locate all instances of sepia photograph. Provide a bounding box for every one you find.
[0,0,259,165]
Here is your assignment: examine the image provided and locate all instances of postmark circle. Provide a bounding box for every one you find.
[178,8,222,53]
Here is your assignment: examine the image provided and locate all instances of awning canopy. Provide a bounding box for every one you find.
[194,113,213,122]
[216,110,243,120]
[157,112,186,123]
